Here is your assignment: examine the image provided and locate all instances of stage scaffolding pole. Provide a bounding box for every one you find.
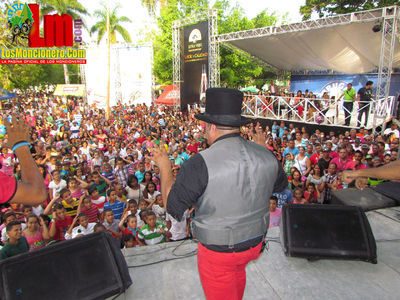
[172,9,220,110]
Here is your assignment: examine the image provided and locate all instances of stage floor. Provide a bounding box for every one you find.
[116,207,400,299]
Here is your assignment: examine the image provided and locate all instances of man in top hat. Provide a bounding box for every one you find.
[153,88,288,300]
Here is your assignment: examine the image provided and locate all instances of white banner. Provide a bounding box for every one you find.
[85,45,152,108]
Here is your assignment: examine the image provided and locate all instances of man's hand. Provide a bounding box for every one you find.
[354,177,368,190]
[3,115,31,148]
[152,144,170,169]
[342,170,358,184]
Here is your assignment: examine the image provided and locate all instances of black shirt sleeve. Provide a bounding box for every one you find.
[167,154,208,221]
[273,159,288,193]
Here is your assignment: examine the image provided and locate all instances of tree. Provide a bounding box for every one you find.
[38,0,88,84]
[0,64,69,90]
[300,0,400,20]
[153,0,281,87]
[90,4,132,44]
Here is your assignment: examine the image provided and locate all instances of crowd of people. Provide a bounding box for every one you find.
[0,89,398,259]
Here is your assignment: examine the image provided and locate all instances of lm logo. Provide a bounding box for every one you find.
[28,4,73,47]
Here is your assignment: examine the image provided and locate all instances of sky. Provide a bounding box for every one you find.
[79,0,306,45]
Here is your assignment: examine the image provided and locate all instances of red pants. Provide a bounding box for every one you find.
[197,242,262,300]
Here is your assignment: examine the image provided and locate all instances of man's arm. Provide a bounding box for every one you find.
[4,116,46,205]
[343,160,400,189]
[153,146,207,221]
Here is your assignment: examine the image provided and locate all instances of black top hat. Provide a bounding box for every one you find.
[195,88,250,127]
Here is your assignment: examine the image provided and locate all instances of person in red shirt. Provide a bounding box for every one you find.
[187,138,200,154]
[80,196,100,223]
[347,150,367,170]
[310,144,322,166]
[48,203,73,241]
[331,147,353,172]
[118,211,144,246]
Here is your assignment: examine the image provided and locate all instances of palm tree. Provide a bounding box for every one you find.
[38,0,88,84]
[141,0,166,15]
[90,4,132,44]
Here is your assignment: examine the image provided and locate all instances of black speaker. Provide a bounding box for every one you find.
[280,204,377,264]
[0,231,132,300]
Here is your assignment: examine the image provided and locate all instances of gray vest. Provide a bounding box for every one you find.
[192,135,279,246]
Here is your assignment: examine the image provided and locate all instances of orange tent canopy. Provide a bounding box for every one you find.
[154,85,179,106]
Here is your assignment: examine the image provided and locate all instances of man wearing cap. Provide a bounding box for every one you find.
[153,88,288,300]
[318,146,332,174]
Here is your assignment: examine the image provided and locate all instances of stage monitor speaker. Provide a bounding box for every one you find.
[280,204,377,264]
[0,231,132,300]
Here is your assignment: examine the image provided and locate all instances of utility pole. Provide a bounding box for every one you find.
[106,4,111,120]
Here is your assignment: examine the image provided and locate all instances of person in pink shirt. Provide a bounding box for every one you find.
[269,196,281,227]
[331,147,352,172]
[346,150,367,170]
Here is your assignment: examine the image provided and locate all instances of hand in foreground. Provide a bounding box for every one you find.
[342,170,357,184]
[152,144,170,168]
[354,177,368,190]
[3,115,30,148]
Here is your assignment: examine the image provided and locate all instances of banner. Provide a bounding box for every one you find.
[181,21,208,110]
[290,74,400,98]
[85,45,152,108]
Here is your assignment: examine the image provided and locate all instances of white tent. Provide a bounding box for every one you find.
[217,7,400,74]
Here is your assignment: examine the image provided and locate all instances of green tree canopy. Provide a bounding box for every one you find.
[300,0,400,20]
[153,0,282,88]
[90,4,132,44]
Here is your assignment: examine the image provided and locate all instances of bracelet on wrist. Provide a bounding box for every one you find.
[11,140,28,149]
[12,142,31,153]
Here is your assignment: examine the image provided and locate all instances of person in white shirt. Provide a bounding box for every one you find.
[384,123,400,139]
[166,209,191,242]
[65,213,96,240]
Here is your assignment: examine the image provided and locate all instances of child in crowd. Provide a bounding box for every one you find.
[123,234,136,249]
[118,211,143,246]
[49,204,73,241]
[65,213,96,240]
[138,211,171,245]
[293,187,307,204]
[23,214,49,251]
[304,182,320,204]
[150,194,166,224]
[103,189,126,221]
[0,221,29,259]
[88,185,106,213]
[166,209,190,242]
[269,196,281,227]
[102,209,122,239]
[1,212,26,244]
[80,196,100,223]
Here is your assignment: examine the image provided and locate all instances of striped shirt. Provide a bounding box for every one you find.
[80,205,99,223]
[61,198,80,218]
[114,163,133,186]
[103,200,126,221]
[138,222,168,245]
[101,171,116,183]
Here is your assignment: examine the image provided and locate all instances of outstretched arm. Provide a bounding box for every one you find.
[343,160,400,189]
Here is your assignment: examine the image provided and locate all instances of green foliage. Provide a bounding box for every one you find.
[153,0,280,88]
[300,0,400,20]
[0,64,70,90]
[90,4,132,44]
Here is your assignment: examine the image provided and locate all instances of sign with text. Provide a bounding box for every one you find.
[181,21,208,110]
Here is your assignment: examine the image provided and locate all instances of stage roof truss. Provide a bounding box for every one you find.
[216,7,394,43]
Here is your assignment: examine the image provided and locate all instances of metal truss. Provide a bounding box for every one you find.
[172,9,220,106]
[242,95,395,131]
[216,7,390,42]
[374,6,399,132]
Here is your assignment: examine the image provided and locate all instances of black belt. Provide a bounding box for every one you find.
[202,235,264,253]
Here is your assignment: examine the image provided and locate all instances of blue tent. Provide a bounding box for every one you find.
[0,88,16,101]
